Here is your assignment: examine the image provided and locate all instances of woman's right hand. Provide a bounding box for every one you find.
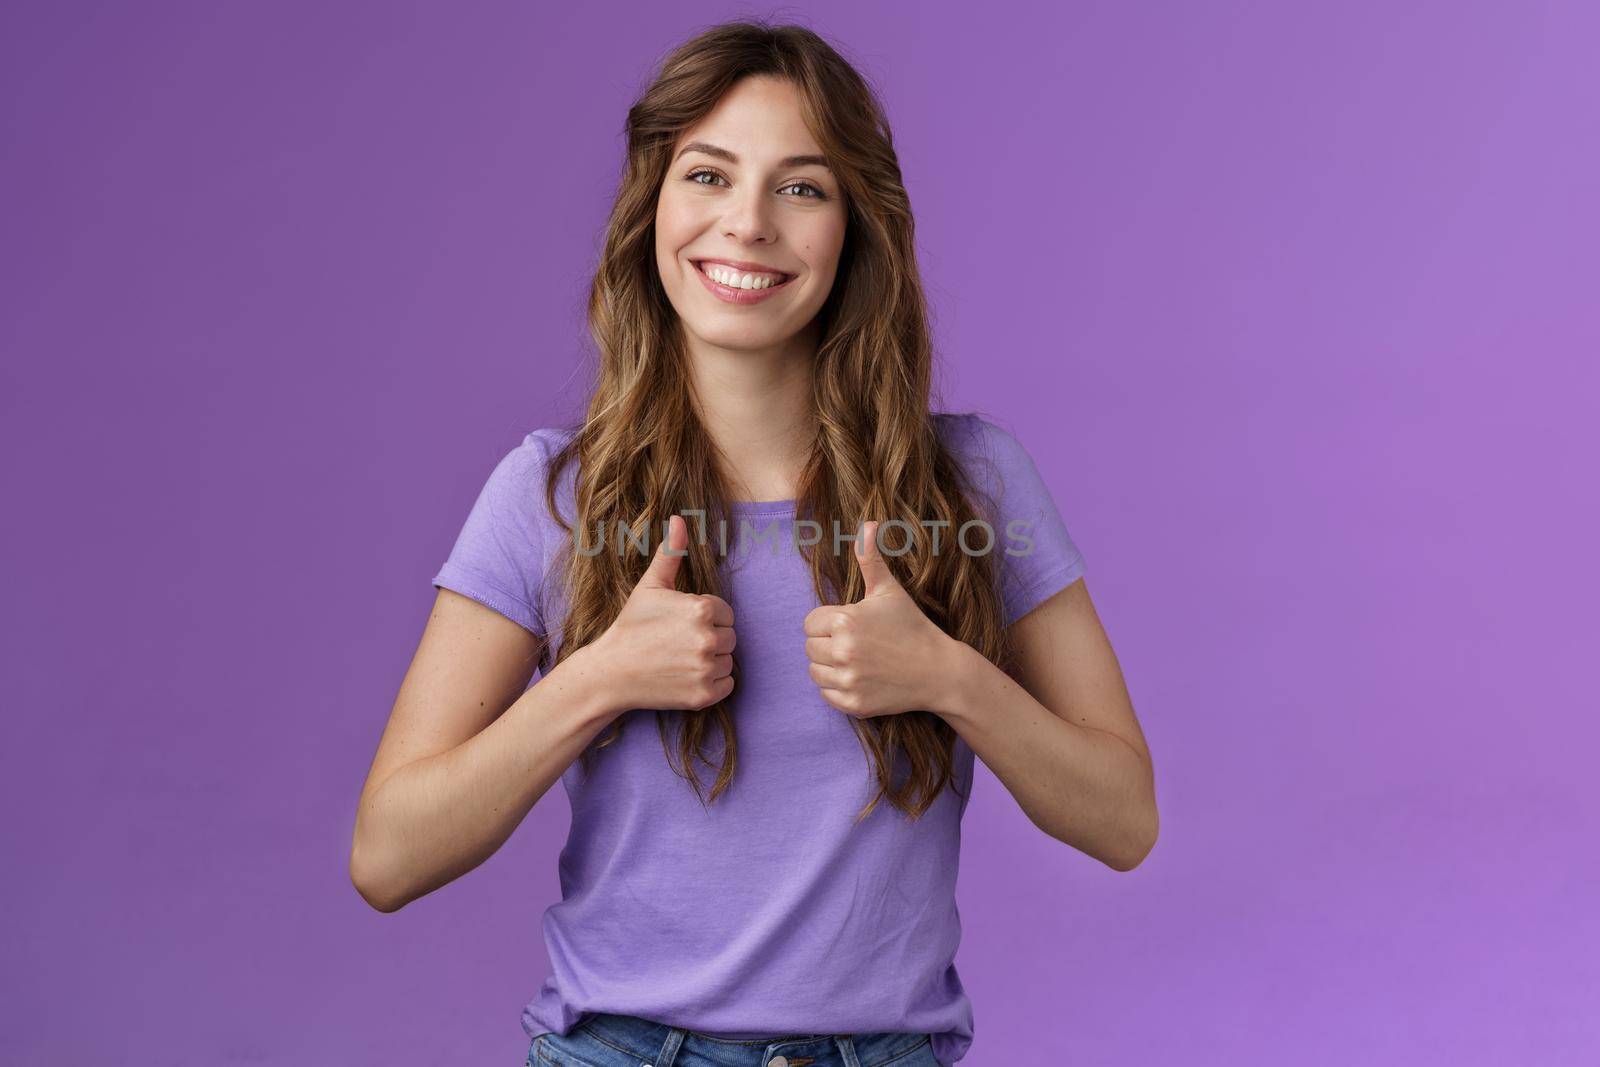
[589,513,737,713]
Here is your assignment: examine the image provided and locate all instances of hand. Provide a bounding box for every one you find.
[802,520,958,719]
[591,514,738,712]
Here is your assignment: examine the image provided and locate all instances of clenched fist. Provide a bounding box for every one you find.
[802,520,959,719]
[591,514,738,712]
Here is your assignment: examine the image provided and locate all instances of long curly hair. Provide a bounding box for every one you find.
[540,18,1019,823]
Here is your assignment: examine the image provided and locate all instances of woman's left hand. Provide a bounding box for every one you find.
[803,520,962,719]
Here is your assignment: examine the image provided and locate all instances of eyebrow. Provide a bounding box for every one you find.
[675,141,832,171]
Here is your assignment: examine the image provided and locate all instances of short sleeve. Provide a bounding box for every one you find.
[952,414,1088,627]
[431,432,554,636]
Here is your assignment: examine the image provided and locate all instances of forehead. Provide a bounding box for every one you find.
[674,76,823,163]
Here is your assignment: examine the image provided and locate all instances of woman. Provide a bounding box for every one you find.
[350,19,1156,1067]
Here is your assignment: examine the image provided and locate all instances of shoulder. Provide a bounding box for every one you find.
[461,425,582,535]
[934,412,1086,625]
[481,425,580,495]
[507,425,580,470]
[935,409,1033,457]
[933,410,1043,495]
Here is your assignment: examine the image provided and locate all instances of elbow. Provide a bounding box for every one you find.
[1105,801,1160,873]
[351,869,405,914]
[349,832,409,914]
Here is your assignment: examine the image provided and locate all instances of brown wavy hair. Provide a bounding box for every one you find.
[540,18,1019,823]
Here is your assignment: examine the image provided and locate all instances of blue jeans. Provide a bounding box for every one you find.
[526,1011,944,1067]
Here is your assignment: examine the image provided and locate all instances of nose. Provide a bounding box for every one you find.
[721,184,776,245]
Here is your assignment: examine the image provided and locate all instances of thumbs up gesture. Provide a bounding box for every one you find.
[802,520,958,720]
[590,514,738,713]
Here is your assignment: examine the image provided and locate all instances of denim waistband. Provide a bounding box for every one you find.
[574,1010,934,1067]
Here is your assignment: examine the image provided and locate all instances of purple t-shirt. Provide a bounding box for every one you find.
[431,412,1086,1066]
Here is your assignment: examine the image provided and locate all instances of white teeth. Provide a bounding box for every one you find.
[703,263,784,290]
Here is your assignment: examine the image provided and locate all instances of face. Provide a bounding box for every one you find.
[654,75,848,355]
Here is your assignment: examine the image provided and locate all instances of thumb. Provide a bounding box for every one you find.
[638,513,688,590]
[856,520,898,599]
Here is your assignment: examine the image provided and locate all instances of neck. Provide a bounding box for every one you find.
[684,324,819,502]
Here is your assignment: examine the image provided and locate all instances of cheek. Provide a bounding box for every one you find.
[653,194,697,256]
[804,214,847,270]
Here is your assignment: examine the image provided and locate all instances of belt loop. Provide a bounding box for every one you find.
[651,1024,687,1067]
[834,1035,862,1067]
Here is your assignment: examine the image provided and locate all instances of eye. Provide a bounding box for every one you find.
[686,168,728,188]
[779,181,828,200]
[684,168,829,201]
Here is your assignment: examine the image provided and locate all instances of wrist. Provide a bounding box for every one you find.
[558,639,634,730]
[928,634,989,728]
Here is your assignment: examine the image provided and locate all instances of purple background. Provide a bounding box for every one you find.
[4,2,1595,1064]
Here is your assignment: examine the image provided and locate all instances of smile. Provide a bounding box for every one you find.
[692,260,795,305]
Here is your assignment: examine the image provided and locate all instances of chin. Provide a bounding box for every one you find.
[688,321,790,350]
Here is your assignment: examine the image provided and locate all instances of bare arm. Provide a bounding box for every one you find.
[351,517,732,912]
[935,577,1158,871]
[348,588,621,912]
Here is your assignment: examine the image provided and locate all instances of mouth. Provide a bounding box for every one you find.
[691,259,796,305]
